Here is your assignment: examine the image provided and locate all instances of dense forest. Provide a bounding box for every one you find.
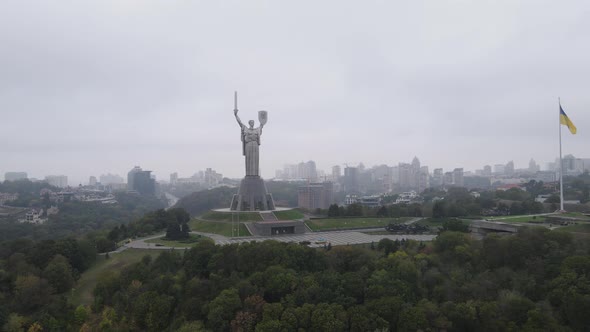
[0,237,97,331]
[0,191,166,242]
[81,228,590,331]
[2,177,590,331]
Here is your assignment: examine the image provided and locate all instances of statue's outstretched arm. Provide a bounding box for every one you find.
[234,109,244,128]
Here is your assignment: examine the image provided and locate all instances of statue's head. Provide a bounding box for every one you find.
[248,120,255,128]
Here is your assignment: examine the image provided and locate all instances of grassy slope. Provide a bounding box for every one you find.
[144,234,203,248]
[200,211,263,221]
[556,223,590,233]
[71,249,165,306]
[306,217,411,231]
[557,212,590,220]
[487,216,548,223]
[273,209,305,220]
[189,219,251,237]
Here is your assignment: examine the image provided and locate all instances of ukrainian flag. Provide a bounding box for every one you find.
[560,105,577,134]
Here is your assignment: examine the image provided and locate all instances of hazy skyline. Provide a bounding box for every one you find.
[2,1,589,185]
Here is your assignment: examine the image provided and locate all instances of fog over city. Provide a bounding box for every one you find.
[2,1,590,184]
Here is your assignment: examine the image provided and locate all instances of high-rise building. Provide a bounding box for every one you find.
[432,168,443,187]
[280,161,318,181]
[505,161,515,176]
[89,176,97,186]
[343,167,359,193]
[370,165,393,193]
[418,166,430,192]
[494,164,505,174]
[443,172,453,186]
[127,166,155,196]
[4,172,28,181]
[170,172,178,184]
[452,168,464,187]
[411,157,420,170]
[298,182,334,210]
[204,168,223,187]
[303,161,318,181]
[100,174,124,185]
[482,165,492,176]
[560,154,585,175]
[409,157,421,189]
[332,165,341,181]
[398,163,412,190]
[127,166,142,190]
[391,166,400,184]
[528,159,540,173]
[45,175,68,188]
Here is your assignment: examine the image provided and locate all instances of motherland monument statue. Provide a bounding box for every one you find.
[230,92,275,211]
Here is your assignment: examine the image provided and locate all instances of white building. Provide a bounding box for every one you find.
[45,175,68,188]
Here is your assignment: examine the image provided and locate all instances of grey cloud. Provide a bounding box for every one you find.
[1,0,589,184]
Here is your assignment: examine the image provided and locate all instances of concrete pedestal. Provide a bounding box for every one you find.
[230,176,276,211]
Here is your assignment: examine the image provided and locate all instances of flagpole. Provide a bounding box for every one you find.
[559,97,564,212]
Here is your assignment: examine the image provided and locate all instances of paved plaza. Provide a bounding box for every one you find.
[124,229,436,251]
[214,230,435,247]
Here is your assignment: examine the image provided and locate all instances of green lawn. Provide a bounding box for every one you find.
[556,223,590,233]
[306,217,411,231]
[486,216,548,223]
[274,209,305,220]
[411,218,474,232]
[145,234,203,248]
[416,218,447,227]
[557,212,590,220]
[190,219,251,237]
[71,249,165,306]
[200,211,263,222]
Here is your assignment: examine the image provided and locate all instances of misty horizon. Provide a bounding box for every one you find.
[2,1,589,185]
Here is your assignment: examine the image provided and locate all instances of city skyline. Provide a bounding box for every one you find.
[1,1,589,185]
[2,154,582,186]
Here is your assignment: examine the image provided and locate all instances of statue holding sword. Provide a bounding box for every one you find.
[233,91,268,177]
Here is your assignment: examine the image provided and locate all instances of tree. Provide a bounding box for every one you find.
[43,254,74,293]
[73,305,90,327]
[310,303,346,332]
[3,313,26,332]
[509,202,524,215]
[347,306,388,331]
[433,232,471,254]
[327,204,340,217]
[13,275,53,313]
[377,238,398,256]
[177,321,206,332]
[408,203,423,217]
[376,206,388,217]
[433,201,446,218]
[132,291,174,332]
[345,203,363,216]
[165,208,191,240]
[545,195,560,204]
[397,305,429,331]
[442,219,469,233]
[95,237,115,253]
[26,322,43,332]
[207,288,242,331]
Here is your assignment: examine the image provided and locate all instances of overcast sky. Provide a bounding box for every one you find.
[1,0,589,184]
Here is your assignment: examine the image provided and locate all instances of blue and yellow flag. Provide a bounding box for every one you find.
[560,105,577,134]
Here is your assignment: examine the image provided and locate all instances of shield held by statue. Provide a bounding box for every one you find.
[258,111,268,126]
